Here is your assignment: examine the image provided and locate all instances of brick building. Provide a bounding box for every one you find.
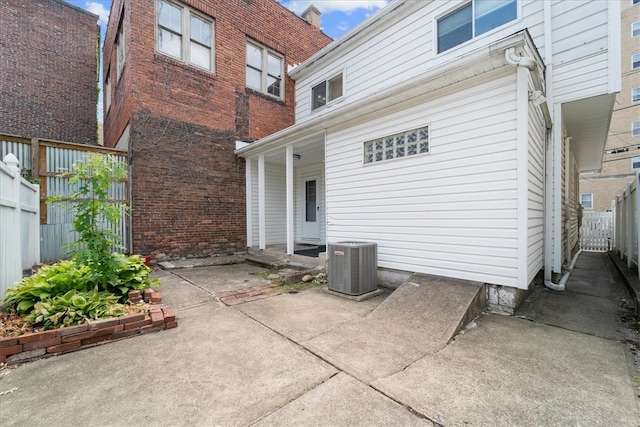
[579,0,640,212]
[0,0,98,144]
[103,0,331,260]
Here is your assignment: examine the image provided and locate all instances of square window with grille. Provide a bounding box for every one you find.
[364,126,429,164]
[580,193,593,210]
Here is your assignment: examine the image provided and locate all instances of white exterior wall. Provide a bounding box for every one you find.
[527,78,545,284]
[264,162,286,245]
[325,71,519,287]
[294,0,613,122]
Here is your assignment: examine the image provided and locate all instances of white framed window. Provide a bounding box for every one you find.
[437,0,517,53]
[633,88,640,104]
[105,74,111,112]
[311,73,343,111]
[635,0,640,6]
[633,121,640,137]
[246,41,284,99]
[633,53,640,70]
[580,193,593,210]
[364,126,429,164]
[156,0,214,72]
[633,21,640,38]
[116,19,125,80]
[632,156,640,170]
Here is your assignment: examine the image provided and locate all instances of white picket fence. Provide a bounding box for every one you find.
[0,154,40,299]
[579,211,613,251]
[612,178,639,273]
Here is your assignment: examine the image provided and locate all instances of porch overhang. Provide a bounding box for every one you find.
[563,93,616,172]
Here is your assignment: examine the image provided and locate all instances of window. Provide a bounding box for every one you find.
[105,74,111,112]
[633,21,640,38]
[580,193,593,209]
[633,53,640,70]
[633,121,640,137]
[246,41,283,98]
[311,74,343,111]
[633,88,640,103]
[364,126,429,164]
[632,156,640,170]
[116,19,125,80]
[157,0,214,71]
[438,0,517,53]
[635,0,640,5]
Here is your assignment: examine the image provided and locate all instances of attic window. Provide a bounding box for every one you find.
[364,126,429,164]
[437,0,517,53]
[311,73,343,111]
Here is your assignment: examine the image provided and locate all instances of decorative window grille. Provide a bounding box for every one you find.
[364,126,429,164]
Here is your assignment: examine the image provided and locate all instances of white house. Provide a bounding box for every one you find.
[235,0,621,312]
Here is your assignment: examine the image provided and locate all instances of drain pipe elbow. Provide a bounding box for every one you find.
[544,249,582,292]
[505,47,537,70]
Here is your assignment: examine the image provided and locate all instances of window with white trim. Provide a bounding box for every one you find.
[633,21,640,38]
[311,73,343,111]
[364,126,429,164]
[633,87,640,104]
[105,74,111,112]
[156,0,214,72]
[633,53,640,70]
[116,19,125,80]
[580,193,593,210]
[437,0,517,53]
[632,155,640,170]
[633,121,640,137]
[246,41,284,99]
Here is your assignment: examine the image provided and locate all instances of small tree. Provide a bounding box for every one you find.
[48,154,128,288]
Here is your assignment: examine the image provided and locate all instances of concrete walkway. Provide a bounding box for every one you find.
[1,253,639,426]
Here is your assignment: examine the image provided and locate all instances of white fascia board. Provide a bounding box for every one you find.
[238,31,532,158]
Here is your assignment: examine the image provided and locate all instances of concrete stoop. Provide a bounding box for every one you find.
[301,274,485,383]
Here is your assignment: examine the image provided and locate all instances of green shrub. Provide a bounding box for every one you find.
[26,289,125,329]
[107,253,160,301]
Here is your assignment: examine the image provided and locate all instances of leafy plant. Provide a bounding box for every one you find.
[108,253,160,301]
[3,260,93,314]
[48,154,128,289]
[26,289,125,330]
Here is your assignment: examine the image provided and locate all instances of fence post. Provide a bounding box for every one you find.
[1,154,23,297]
[627,182,633,268]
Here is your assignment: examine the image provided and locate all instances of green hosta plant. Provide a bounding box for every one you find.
[26,289,125,330]
[108,253,160,301]
[4,260,93,314]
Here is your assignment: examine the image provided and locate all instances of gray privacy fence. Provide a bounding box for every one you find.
[0,134,129,263]
[0,154,40,298]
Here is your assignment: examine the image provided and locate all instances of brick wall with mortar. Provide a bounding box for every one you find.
[0,0,98,145]
[103,0,331,260]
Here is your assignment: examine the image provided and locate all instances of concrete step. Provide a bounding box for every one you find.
[302,274,485,383]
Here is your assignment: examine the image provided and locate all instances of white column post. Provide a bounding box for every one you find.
[245,158,253,248]
[258,155,266,250]
[285,145,294,255]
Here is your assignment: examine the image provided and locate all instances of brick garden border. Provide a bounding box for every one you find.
[0,289,177,365]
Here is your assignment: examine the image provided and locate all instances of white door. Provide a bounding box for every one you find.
[302,176,320,239]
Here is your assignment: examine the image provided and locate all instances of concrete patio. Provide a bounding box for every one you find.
[0,252,638,426]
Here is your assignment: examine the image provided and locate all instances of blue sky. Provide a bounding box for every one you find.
[65,0,390,120]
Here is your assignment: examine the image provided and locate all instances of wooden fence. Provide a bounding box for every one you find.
[579,211,613,252]
[612,178,639,272]
[0,133,129,262]
[1,154,40,299]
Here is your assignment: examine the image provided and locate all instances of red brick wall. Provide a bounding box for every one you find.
[103,0,331,259]
[0,0,98,144]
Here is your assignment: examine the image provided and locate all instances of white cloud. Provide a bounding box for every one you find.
[337,20,349,31]
[282,0,390,15]
[85,1,110,26]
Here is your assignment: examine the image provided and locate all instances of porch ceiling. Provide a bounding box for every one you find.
[262,132,325,167]
[563,93,616,172]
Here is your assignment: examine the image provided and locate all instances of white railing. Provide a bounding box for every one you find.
[579,211,613,252]
[612,178,639,273]
[0,154,40,299]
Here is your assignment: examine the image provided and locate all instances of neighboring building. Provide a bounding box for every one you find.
[102,0,331,259]
[579,0,640,212]
[236,0,621,313]
[0,0,99,144]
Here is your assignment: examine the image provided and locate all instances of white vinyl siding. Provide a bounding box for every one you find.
[527,77,545,284]
[264,162,286,245]
[325,72,520,286]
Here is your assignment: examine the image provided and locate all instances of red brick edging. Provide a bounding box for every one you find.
[216,283,280,306]
[0,290,177,365]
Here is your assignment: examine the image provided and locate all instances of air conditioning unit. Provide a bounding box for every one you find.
[328,242,377,296]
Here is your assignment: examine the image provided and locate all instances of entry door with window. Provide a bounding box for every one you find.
[302,177,320,239]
